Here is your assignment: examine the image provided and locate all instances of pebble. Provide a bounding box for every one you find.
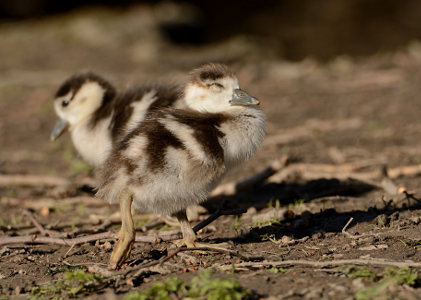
[14,286,23,295]
[410,216,420,224]
[281,235,292,243]
[304,287,322,299]
[26,255,36,262]
[352,278,365,290]
[358,244,388,251]
[328,283,348,292]
[101,241,112,250]
[18,269,26,275]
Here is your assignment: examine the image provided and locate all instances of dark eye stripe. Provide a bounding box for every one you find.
[212,83,223,88]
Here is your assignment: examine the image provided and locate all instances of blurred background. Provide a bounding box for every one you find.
[1,0,421,177]
[2,0,421,60]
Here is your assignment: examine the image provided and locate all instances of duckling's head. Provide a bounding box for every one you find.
[50,72,116,141]
[184,63,259,113]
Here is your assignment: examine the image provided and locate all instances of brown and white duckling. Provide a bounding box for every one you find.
[96,64,265,269]
[51,72,184,167]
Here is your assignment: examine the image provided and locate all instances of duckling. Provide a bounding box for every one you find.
[96,63,265,269]
[51,72,184,167]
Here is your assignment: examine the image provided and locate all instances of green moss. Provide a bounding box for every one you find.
[339,265,378,281]
[383,267,418,286]
[339,266,420,300]
[124,269,252,300]
[31,269,104,298]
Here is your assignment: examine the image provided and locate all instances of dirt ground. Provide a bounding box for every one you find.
[1,5,421,300]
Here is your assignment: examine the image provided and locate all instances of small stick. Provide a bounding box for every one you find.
[388,164,421,179]
[0,208,247,246]
[63,243,77,257]
[73,250,421,278]
[0,232,115,247]
[133,208,247,243]
[97,219,113,232]
[192,208,246,233]
[341,217,375,240]
[0,224,33,232]
[403,190,421,204]
[22,210,56,237]
[263,118,363,146]
[218,258,421,270]
[0,174,69,187]
[341,217,354,238]
[3,196,113,210]
[67,219,116,237]
[126,246,262,279]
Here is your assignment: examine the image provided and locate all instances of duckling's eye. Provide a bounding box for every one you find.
[62,99,70,107]
[212,83,224,88]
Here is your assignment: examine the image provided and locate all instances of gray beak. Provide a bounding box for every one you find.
[229,89,260,106]
[50,118,69,141]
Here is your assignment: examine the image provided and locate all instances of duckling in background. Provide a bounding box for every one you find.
[97,63,265,269]
[51,72,184,167]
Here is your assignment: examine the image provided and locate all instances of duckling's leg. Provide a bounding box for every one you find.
[109,189,135,269]
[174,210,230,250]
[174,210,197,247]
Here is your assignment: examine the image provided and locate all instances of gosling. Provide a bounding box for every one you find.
[96,64,265,269]
[51,72,184,167]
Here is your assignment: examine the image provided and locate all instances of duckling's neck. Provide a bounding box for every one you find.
[220,106,265,168]
[70,115,113,167]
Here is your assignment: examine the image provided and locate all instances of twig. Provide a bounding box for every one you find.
[133,208,247,243]
[64,243,77,257]
[192,208,246,233]
[126,246,262,279]
[263,118,363,146]
[0,223,34,231]
[139,220,166,232]
[0,174,69,187]
[46,215,124,231]
[403,190,421,204]
[268,161,380,183]
[266,161,421,197]
[341,217,375,240]
[387,164,421,179]
[279,236,310,246]
[0,231,170,247]
[97,219,113,232]
[73,245,261,279]
[218,258,421,271]
[0,208,247,246]
[22,210,56,237]
[341,217,354,238]
[67,219,117,237]
[270,162,421,183]
[2,196,113,210]
[0,232,115,247]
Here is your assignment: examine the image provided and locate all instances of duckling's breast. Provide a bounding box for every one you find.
[220,107,265,168]
[71,116,113,167]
